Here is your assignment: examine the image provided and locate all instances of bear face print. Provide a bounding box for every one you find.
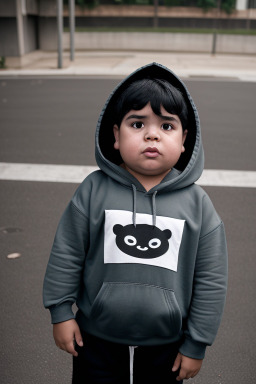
[113,224,172,259]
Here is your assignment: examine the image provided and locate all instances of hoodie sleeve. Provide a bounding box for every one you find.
[43,197,89,324]
[179,195,228,360]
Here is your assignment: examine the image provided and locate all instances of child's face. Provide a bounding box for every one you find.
[113,103,187,182]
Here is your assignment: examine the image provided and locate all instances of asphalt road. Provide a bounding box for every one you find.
[1,78,255,170]
[0,78,255,384]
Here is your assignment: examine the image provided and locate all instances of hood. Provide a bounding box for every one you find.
[95,62,204,193]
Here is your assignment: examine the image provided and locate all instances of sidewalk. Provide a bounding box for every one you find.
[1,50,256,80]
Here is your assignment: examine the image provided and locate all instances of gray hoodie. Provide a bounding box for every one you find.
[43,63,228,360]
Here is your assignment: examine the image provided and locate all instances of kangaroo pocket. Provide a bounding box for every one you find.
[90,282,182,343]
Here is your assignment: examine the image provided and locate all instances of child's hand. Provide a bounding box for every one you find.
[172,352,203,381]
[53,319,83,357]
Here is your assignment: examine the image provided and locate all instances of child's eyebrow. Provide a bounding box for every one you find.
[159,115,180,123]
[125,114,179,122]
[125,114,147,120]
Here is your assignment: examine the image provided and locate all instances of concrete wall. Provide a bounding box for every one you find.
[63,32,256,55]
[39,0,57,16]
[1,0,256,57]
[23,16,38,53]
[26,0,39,15]
[0,2,38,57]
[0,0,16,17]
[217,34,256,54]
[0,18,19,56]
[39,17,57,51]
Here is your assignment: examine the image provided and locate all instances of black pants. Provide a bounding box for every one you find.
[73,332,182,384]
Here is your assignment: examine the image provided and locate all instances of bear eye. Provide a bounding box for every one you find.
[148,238,161,249]
[124,235,137,246]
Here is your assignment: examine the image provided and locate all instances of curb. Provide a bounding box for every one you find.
[1,68,256,82]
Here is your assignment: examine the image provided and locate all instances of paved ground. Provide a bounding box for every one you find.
[1,50,256,81]
[0,51,256,383]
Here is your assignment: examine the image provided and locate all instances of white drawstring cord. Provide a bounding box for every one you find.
[129,346,138,384]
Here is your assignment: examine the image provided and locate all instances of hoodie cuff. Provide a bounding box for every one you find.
[179,338,207,360]
[49,302,75,324]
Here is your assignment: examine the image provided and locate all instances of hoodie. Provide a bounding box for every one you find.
[43,63,228,360]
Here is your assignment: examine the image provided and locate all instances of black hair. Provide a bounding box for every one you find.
[113,78,188,131]
[99,69,196,170]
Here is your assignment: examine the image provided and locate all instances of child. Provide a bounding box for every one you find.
[43,63,228,383]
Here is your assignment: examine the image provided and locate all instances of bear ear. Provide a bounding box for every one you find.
[113,224,123,235]
[163,229,172,239]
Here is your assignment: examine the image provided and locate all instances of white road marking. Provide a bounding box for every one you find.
[0,163,97,183]
[197,169,256,188]
[7,253,21,259]
[0,163,255,188]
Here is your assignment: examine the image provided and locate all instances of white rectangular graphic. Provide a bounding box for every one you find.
[104,210,185,272]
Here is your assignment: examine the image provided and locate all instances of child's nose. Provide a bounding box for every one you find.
[145,126,160,141]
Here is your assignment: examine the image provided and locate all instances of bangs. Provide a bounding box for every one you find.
[114,78,188,130]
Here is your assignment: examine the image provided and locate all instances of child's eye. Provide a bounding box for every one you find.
[161,123,172,131]
[132,122,144,129]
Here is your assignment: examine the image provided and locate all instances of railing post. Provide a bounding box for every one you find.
[57,0,63,69]
[69,0,75,61]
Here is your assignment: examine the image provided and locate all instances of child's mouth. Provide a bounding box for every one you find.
[143,147,160,158]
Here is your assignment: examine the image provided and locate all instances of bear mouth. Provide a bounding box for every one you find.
[136,246,148,251]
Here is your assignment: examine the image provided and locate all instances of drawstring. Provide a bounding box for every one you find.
[152,190,158,227]
[129,346,138,384]
[132,184,137,227]
[131,184,158,227]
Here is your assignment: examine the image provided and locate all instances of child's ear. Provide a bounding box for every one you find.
[181,129,188,153]
[113,124,120,150]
